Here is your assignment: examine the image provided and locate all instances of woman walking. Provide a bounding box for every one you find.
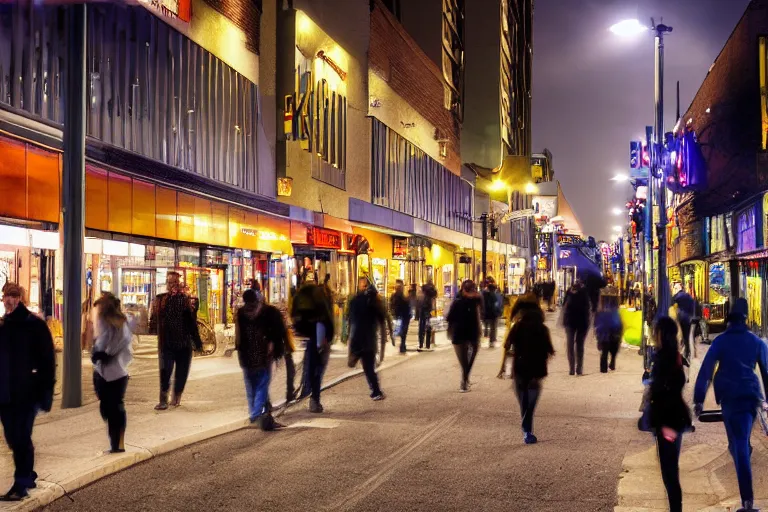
[649,316,692,512]
[500,294,555,444]
[90,293,133,454]
[447,280,483,392]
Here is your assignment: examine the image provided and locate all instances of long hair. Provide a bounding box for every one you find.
[94,292,127,331]
[653,316,680,362]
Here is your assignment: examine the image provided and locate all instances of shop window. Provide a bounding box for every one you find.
[441,0,464,121]
[737,207,757,254]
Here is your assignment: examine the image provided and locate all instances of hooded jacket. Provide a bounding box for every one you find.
[447,292,482,343]
[693,319,768,409]
[348,287,386,355]
[236,302,287,370]
[0,304,56,408]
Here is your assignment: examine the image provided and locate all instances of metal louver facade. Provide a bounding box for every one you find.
[0,2,267,196]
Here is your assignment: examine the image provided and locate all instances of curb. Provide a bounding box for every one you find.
[3,344,437,511]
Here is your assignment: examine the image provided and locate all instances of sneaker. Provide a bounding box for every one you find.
[309,399,324,413]
[459,381,469,393]
[523,432,538,445]
[371,393,386,401]
[0,486,28,502]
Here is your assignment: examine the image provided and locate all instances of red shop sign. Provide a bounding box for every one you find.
[311,227,342,249]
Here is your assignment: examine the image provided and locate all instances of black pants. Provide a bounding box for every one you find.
[284,351,296,402]
[0,404,38,489]
[94,373,129,451]
[600,340,620,373]
[515,378,541,434]
[657,432,683,512]
[483,319,498,344]
[453,340,479,384]
[418,314,431,349]
[159,347,193,395]
[305,338,326,403]
[360,351,382,396]
[679,318,692,360]
[398,315,410,352]
[565,327,588,374]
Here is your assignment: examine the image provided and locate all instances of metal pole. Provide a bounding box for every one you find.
[654,23,672,318]
[481,213,488,284]
[61,4,87,409]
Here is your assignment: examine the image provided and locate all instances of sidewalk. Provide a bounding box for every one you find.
[0,327,461,512]
[615,339,768,511]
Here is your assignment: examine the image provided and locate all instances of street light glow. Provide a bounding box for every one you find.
[613,225,623,232]
[610,19,647,37]
[612,207,623,216]
[611,173,630,182]
[524,182,538,194]
[490,179,507,192]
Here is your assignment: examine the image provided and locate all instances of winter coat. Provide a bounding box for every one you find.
[447,293,482,344]
[235,303,287,370]
[390,290,411,319]
[673,291,695,321]
[93,321,133,382]
[0,304,56,409]
[505,307,554,382]
[482,287,503,320]
[649,349,692,432]
[594,310,622,351]
[348,289,386,355]
[149,292,201,352]
[562,286,591,330]
[693,320,768,409]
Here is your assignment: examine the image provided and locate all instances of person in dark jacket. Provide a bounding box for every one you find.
[562,280,591,375]
[417,281,438,351]
[348,278,387,401]
[585,273,606,314]
[291,283,334,413]
[672,283,696,361]
[447,280,483,392]
[236,288,287,429]
[693,298,768,512]
[390,280,411,354]
[0,283,55,501]
[649,316,692,512]
[594,296,623,373]
[482,279,503,348]
[500,296,554,444]
[149,271,202,410]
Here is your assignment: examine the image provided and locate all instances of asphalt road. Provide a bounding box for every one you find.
[44,319,645,512]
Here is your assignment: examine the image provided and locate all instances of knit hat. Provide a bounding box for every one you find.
[730,297,749,321]
[1,282,22,298]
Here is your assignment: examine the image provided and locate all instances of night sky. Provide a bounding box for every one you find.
[532,0,751,241]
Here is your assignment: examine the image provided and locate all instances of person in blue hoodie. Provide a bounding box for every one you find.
[693,298,768,512]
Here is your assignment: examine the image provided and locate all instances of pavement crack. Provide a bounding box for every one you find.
[323,411,460,512]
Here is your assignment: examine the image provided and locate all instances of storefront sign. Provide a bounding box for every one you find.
[139,0,191,23]
[311,227,342,249]
[393,237,408,260]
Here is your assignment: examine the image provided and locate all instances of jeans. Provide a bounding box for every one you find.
[305,337,327,403]
[159,347,193,395]
[360,351,382,396]
[398,315,410,352]
[453,340,479,384]
[243,367,271,421]
[94,373,129,451]
[565,327,587,374]
[418,313,431,349]
[0,404,38,489]
[284,352,296,402]
[656,432,683,512]
[722,404,757,504]
[484,319,498,344]
[515,378,541,434]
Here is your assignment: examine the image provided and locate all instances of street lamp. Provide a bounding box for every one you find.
[611,207,623,216]
[609,19,648,37]
[613,225,623,232]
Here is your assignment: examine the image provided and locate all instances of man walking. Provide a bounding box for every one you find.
[149,271,202,410]
[348,278,386,401]
[0,283,55,501]
[390,280,411,354]
[482,279,502,348]
[672,283,695,360]
[562,280,591,376]
[417,280,437,351]
[694,298,768,512]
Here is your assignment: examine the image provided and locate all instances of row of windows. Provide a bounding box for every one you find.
[441,0,464,122]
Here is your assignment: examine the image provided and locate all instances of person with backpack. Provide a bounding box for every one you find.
[291,283,334,413]
[447,280,483,392]
[348,278,387,401]
[90,293,133,454]
[500,294,555,444]
[235,288,287,430]
[482,279,503,348]
[594,296,623,373]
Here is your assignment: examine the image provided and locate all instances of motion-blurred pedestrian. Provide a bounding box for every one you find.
[348,278,387,401]
[447,280,483,392]
[562,280,591,375]
[0,283,55,501]
[417,280,438,351]
[594,296,622,373]
[149,271,202,410]
[390,279,411,354]
[648,317,692,512]
[672,283,695,361]
[482,279,503,348]
[90,293,133,454]
[693,298,768,512]
[500,294,554,444]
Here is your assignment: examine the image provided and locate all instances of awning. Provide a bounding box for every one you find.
[557,246,602,279]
